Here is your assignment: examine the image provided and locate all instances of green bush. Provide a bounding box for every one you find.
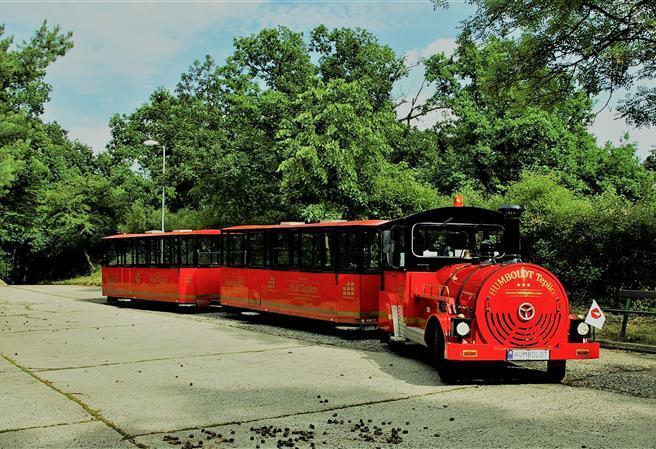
[500,171,656,308]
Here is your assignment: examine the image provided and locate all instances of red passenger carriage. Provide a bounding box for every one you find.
[102,230,221,307]
[220,221,384,325]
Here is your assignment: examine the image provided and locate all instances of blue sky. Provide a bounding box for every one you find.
[3,0,654,158]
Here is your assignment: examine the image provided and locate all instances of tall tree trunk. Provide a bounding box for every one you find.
[83,247,95,274]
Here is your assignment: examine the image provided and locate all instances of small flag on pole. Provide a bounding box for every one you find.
[585,300,606,329]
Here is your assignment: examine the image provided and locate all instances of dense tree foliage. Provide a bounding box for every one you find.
[105,26,436,226]
[0,21,654,306]
[0,23,118,282]
[408,33,653,199]
[434,0,656,127]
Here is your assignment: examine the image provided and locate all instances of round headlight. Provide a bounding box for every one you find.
[576,322,590,336]
[455,321,470,337]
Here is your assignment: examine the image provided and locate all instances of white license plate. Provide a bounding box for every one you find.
[507,349,550,361]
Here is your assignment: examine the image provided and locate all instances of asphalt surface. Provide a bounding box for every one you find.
[1,285,655,449]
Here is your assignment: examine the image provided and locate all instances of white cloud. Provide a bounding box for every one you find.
[4,2,264,85]
[245,1,420,35]
[405,38,457,66]
[68,124,112,154]
[590,107,656,159]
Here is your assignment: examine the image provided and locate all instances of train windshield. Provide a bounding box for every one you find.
[411,223,504,260]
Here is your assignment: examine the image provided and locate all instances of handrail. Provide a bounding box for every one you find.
[605,289,656,339]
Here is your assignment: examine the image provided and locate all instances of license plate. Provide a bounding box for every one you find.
[506,349,550,361]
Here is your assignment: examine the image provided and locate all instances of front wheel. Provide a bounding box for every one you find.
[428,324,459,383]
[546,360,566,383]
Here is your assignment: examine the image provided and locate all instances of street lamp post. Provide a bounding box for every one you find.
[143,139,166,232]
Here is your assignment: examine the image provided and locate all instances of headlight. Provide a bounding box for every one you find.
[576,322,590,336]
[455,321,471,337]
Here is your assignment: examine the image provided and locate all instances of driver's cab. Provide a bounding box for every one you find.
[381,204,522,271]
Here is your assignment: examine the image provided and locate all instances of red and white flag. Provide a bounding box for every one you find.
[585,300,606,329]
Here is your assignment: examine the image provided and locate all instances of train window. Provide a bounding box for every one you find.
[227,234,244,267]
[338,232,359,271]
[180,237,195,266]
[105,241,121,266]
[272,232,290,267]
[362,231,381,272]
[313,232,324,269]
[412,225,468,258]
[198,237,220,266]
[297,232,323,270]
[290,233,301,268]
[152,238,164,265]
[163,237,179,266]
[382,227,406,268]
[322,232,333,269]
[124,240,134,266]
[135,238,149,265]
[299,233,313,268]
[393,227,406,267]
[248,233,265,267]
[473,228,504,258]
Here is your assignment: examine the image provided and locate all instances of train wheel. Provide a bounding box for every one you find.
[106,296,118,305]
[428,323,458,384]
[546,360,566,383]
[379,331,390,344]
[387,336,405,353]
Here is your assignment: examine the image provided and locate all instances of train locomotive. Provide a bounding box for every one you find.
[375,199,599,382]
[102,198,599,382]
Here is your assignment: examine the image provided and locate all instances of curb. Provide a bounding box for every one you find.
[597,339,656,354]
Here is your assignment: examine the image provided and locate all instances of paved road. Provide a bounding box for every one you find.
[1,285,655,449]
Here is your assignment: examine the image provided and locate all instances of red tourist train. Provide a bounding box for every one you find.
[102,230,221,307]
[102,200,599,381]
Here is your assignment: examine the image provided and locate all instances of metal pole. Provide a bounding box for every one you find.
[161,144,166,232]
[620,296,632,340]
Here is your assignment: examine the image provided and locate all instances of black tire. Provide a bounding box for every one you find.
[379,331,390,344]
[176,304,196,314]
[546,360,567,383]
[106,296,118,305]
[428,323,459,383]
[387,337,405,353]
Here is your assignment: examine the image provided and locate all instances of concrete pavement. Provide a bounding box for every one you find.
[1,285,655,448]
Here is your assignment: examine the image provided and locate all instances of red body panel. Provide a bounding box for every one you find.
[220,268,380,324]
[379,262,599,362]
[102,266,220,305]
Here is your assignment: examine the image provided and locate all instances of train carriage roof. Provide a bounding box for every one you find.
[103,207,504,239]
[382,206,504,228]
[223,207,503,232]
[223,220,387,231]
[103,229,221,239]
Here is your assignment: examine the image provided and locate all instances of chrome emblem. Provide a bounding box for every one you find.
[518,302,535,321]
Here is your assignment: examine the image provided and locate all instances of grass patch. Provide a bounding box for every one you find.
[53,269,101,287]
[592,314,656,346]
[570,306,656,347]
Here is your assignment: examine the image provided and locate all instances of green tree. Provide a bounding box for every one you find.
[644,147,656,171]
[410,34,652,199]
[106,26,425,226]
[310,25,406,111]
[0,21,73,116]
[433,0,656,127]
[277,79,435,220]
[0,22,116,282]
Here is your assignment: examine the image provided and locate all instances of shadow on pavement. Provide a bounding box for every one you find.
[89,299,558,386]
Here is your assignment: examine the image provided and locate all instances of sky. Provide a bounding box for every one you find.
[3,0,654,158]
